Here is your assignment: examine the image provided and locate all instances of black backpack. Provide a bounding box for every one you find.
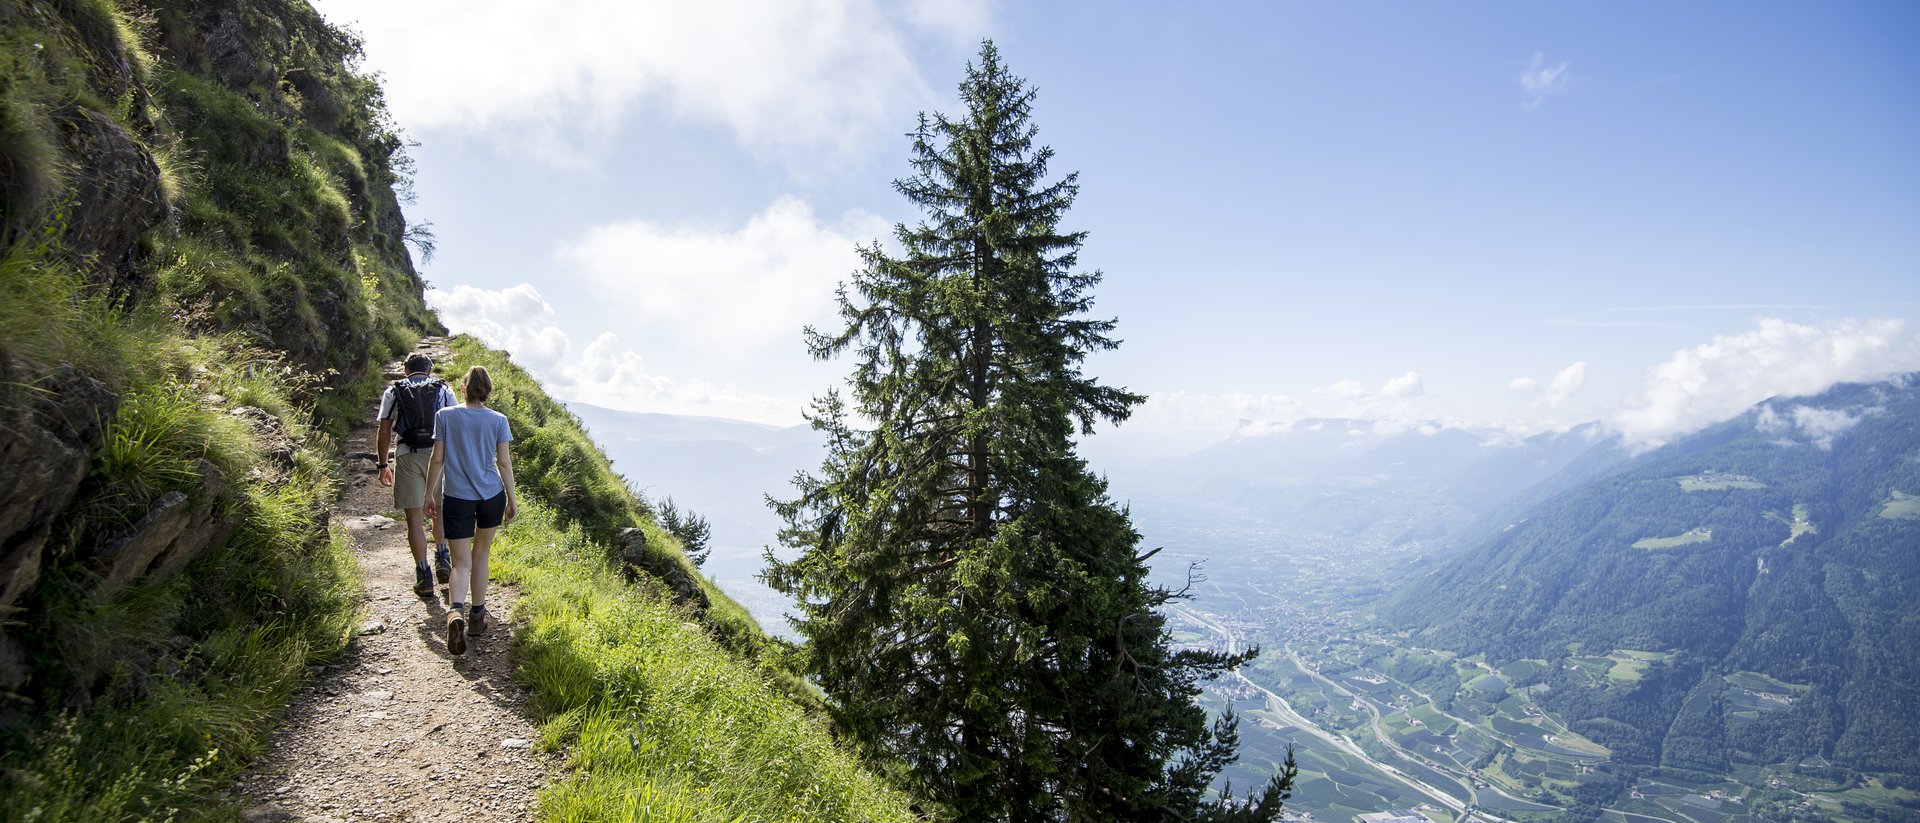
[392,378,444,449]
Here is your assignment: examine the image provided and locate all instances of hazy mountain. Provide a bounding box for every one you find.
[1106,418,1615,550]
[1381,375,1920,777]
[567,402,826,632]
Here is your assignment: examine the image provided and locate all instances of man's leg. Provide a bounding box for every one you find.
[394,450,435,596]
[404,507,430,566]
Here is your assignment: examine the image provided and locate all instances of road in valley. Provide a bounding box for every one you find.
[1172,606,1518,823]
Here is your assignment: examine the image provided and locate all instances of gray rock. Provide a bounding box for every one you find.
[239,803,295,823]
[89,460,240,601]
[229,406,297,479]
[0,365,117,627]
[51,103,168,304]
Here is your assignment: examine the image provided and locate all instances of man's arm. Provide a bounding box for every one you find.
[376,418,395,487]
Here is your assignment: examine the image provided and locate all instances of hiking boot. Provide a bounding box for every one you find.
[468,604,489,637]
[433,545,451,584]
[413,564,434,597]
[447,611,467,656]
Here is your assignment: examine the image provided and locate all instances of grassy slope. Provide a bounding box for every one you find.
[0,243,364,822]
[442,337,923,822]
[1,1,913,818]
[1,0,421,817]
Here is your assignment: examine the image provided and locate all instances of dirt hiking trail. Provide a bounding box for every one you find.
[230,338,555,822]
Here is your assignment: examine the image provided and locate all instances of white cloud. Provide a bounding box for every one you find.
[1127,391,1305,434]
[1318,379,1368,399]
[559,196,889,358]
[1518,51,1571,109]
[1380,371,1426,398]
[1610,318,1920,448]
[1506,361,1586,407]
[426,284,571,369]
[1756,403,1877,450]
[426,196,897,422]
[310,0,989,163]
[429,284,812,423]
[1546,361,1587,407]
[1791,406,1869,449]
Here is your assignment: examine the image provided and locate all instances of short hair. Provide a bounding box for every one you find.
[405,353,433,374]
[463,366,493,403]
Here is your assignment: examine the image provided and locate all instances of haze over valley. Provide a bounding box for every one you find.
[572,369,1920,822]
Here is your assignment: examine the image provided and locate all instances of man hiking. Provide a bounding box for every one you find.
[376,353,459,596]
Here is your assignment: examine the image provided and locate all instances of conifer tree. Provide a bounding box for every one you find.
[766,41,1294,821]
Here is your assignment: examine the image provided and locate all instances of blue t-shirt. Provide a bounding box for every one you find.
[433,405,514,501]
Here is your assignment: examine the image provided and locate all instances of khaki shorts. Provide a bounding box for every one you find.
[392,449,441,510]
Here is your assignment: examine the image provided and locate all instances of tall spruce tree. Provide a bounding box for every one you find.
[765,42,1294,821]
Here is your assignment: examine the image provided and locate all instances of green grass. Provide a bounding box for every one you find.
[0,1,429,815]
[1599,650,1671,685]
[1880,490,1920,520]
[1632,527,1713,550]
[493,500,923,822]
[0,259,362,820]
[1678,473,1767,492]
[441,337,789,671]
[1765,503,1817,545]
[1723,671,1807,694]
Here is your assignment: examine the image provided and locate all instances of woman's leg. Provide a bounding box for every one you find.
[447,537,474,607]
[470,526,495,608]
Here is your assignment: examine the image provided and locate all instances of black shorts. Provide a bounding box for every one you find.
[441,491,506,540]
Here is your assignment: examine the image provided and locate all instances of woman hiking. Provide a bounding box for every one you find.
[423,366,518,655]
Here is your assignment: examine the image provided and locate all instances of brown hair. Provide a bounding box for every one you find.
[463,366,493,403]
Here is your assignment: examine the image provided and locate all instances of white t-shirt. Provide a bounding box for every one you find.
[378,374,459,452]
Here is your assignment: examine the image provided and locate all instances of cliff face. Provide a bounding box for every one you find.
[0,0,432,732]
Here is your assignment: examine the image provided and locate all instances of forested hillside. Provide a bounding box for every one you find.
[1383,377,1920,792]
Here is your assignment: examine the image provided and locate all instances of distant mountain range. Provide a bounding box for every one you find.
[1381,375,1920,777]
[1107,417,1623,549]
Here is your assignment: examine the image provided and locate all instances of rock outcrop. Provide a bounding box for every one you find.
[53,102,170,304]
[0,363,119,690]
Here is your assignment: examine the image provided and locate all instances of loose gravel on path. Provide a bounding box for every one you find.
[230,340,555,823]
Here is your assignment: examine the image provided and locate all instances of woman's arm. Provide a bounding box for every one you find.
[423,440,446,517]
[496,440,517,524]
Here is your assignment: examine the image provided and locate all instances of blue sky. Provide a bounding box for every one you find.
[313,0,1920,449]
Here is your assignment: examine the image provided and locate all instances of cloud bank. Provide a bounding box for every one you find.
[558,196,889,358]
[310,0,989,162]
[429,283,811,423]
[423,196,891,423]
[1610,318,1920,448]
